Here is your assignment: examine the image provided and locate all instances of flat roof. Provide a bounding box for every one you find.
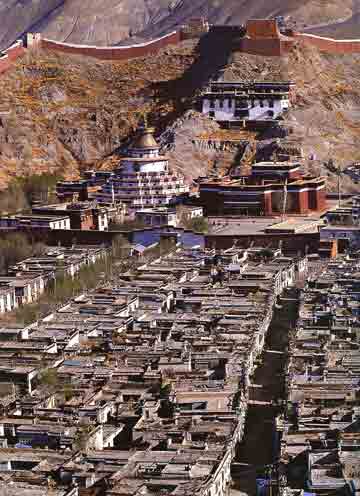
[14,214,70,221]
[252,161,301,168]
[208,217,322,236]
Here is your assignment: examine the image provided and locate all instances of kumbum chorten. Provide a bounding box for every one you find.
[97,126,189,212]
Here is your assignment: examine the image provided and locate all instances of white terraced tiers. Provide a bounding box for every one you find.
[97,127,189,210]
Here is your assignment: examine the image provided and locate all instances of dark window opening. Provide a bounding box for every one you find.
[235,109,249,118]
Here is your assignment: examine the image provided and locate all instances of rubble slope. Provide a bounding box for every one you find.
[0,37,360,191]
[1,0,358,51]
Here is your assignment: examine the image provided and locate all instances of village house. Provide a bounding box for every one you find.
[0,214,71,231]
[33,201,112,231]
[0,285,17,313]
[0,243,311,494]
[279,252,360,493]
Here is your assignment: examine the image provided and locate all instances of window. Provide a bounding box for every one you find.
[209,111,215,118]
[219,100,224,109]
[260,100,264,108]
[210,100,215,109]
[269,100,274,108]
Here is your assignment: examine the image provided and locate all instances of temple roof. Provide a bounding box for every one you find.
[130,127,159,150]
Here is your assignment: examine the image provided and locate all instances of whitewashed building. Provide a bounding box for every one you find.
[97,127,189,212]
[201,81,294,124]
[0,286,17,313]
[0,214,71,230]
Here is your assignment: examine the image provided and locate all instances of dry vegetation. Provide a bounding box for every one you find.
[0,41,198,188]
[1,0,356,52]
[228,44,360,190]
[1,37,360,192]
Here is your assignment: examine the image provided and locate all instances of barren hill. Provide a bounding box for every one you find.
[1,0,359,51]
[0,35,359,192]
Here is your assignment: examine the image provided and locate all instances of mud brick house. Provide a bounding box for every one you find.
[199,162,326,216]
[0,286,16,313]
[33,201,110,231]
[280,253,360,492]
[0,273,45,307]
[56,179,100,202]
[0,214,71,231]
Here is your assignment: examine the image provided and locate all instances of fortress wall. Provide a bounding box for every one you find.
[41,30,181,61]
[0,54,11,74]
[294,33,360,54]
[0,40,25,74]
[235,19,295,56]
[2,22,360,77]
[239,38,283,56]
[246,19,280,39]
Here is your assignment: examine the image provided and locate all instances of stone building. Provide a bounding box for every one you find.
[201,81,294,125]
[97,126,189,212]
[199,162,326,216]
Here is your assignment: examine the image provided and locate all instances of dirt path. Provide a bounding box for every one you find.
[232,289,299,496]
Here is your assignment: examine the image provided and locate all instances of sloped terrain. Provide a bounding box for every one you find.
[1,35,360,192]
[226,45,360,190]
[0,40,203,187]
[0,0,64,51]
[1,0,359,51]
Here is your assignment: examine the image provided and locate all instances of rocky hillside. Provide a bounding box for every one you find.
[225,46,360,191]
[0,40,200,187]
[1,0,359,51]
[0,35,360,192]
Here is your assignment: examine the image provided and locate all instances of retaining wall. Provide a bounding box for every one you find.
[293,32,360,54]
[41,30,181,61]
[0,40,25,74]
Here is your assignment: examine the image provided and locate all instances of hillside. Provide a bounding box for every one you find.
[0,36,360,192]
[1,0,359,51]
[0,39,200,187]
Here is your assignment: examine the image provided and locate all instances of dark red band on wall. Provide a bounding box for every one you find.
[0,41,25,74]
[41,31,181,61]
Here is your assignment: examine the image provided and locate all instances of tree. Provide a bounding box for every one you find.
[0,233,46,274]
[73,426,90,451]
[39,368,59,391]
[63,383,74,402]
[185,216,208,233]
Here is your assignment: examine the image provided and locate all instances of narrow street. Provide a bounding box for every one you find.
[231,289,299,496]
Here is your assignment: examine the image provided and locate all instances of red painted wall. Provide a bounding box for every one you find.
[0,41,25,75]
[0,55,11,74]
[41,31,181,61]
[294,33,360,54]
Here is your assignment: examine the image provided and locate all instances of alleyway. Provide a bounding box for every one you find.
[231,289,299,496]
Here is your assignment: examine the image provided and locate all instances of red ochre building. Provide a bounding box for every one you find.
[199,162,326,217]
